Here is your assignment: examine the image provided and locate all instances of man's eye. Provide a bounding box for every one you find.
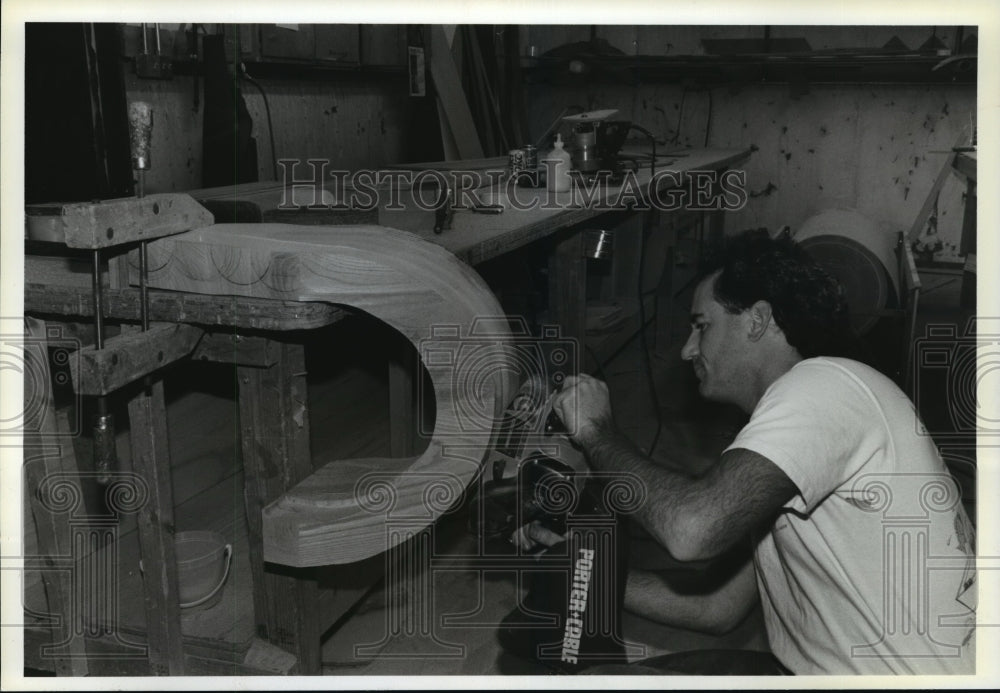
[693,322,707,332]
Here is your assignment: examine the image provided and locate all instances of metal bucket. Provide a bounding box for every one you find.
[174,531,232,609]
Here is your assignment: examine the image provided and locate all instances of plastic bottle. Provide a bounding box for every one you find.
[545,133,572,193]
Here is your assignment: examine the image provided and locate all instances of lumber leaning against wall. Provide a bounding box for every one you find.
[139,223,517,566]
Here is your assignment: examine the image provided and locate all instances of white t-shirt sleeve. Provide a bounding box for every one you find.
[725,359,886,515]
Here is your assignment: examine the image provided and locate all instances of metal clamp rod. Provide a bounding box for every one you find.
[91,250,105,349]
[136,164,149,333]
[140,243,150,331]
[91,248,116,484]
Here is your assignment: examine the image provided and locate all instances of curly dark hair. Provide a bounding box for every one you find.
[697,229,857,359]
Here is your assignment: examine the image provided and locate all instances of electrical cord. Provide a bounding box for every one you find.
[673,87,688,144]
[626,123,664,456]
[239,62,278,181]
[703,88,714,147]
[584,343,610,384]
[636,212,664,456]
[626,123,657,177]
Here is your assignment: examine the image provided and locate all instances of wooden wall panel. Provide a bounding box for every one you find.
[124,51,411,193]
[240,79,411,179]
[123,73,204,194]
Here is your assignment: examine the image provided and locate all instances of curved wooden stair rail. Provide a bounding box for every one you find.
[140,223,517,566]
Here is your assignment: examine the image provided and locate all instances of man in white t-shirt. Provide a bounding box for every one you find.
[547,230,976,675]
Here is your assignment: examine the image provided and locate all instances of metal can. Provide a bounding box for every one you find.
[508,148,526,176]
[522,145,538,171]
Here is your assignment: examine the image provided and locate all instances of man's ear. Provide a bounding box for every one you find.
[747,300,774,341]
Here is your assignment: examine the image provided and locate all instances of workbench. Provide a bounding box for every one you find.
[22,146,750,675]
[188,146,750,357]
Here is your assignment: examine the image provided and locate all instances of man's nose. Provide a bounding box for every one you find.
[681,330,698,361]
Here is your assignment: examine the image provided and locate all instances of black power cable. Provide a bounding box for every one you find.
[673,87,687,144]
[635,213,664,456]
[704,88,714,147]
[626,123,664,455]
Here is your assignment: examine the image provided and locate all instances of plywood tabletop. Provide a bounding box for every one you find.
[425,147,752,265]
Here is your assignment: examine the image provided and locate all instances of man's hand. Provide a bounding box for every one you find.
[551,374,613,446]
[511,520,566,553]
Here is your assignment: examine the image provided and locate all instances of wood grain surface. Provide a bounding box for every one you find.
[138,223,517,566]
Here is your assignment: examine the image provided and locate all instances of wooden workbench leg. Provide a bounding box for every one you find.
[125,376,186,675]
[549,232,587,359]
[238,341,321,675]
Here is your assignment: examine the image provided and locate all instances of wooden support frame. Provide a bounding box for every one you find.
[191,332,280,367]
[123,365,186,674]
[237,341,321,674]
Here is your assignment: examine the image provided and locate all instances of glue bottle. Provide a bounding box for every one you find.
[545,133,572,193]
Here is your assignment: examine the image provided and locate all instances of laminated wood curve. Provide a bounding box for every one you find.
[140,223,516,566]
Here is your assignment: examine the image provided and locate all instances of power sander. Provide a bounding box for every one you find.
[563,109,632,182]
[468,377,632,673]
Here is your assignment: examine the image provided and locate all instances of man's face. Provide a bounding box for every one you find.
[681,272,752,406]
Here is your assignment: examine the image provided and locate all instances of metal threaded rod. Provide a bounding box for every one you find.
[92,249,104,349]
[91,248,116,484]
[140,242,149,331]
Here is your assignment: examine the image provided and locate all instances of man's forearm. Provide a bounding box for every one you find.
[626,570,722,633]
[578,418,796,562]
[580,420,713,560]
[625,558,759,635]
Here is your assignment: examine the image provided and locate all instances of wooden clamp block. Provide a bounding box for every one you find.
[191,332,280,367]
[70,323,203,396]
[25,193,213,248]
